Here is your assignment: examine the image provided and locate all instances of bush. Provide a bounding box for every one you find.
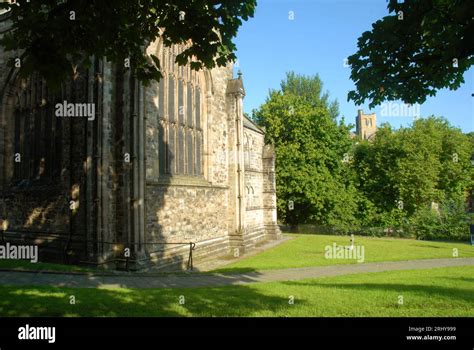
[409,199,471,241]
[408,206,441,240]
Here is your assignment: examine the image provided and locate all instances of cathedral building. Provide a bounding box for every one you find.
[0,12,281,270]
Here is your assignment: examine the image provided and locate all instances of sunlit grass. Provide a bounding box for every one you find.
[2,234,472,274]
[213,234,474,273]
[0,266,472,317]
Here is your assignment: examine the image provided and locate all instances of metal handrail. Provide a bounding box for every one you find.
[0,229,197,270]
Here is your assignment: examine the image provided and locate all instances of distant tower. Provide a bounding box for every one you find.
[356,109,377,140]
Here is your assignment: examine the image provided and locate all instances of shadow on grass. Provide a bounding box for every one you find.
[0,283,301,317]
[0,260,95,273]
[280,281,474,304]
[212,267,259,274]
[412,244,443,249]
[443,276,474,283]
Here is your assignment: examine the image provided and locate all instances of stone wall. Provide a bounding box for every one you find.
[0,24,281,270]
[0,87,89,264]
[143,57,234,269]
[262,144,280,239]
[244,126,265,232]
[145,184,230,269]
[243,123,281,248]
[0,11,116,264]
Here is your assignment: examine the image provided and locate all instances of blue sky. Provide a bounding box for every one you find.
[233,0,474,133]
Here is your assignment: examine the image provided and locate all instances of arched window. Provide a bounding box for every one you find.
[157,44,204,177]
[11,73,70,185]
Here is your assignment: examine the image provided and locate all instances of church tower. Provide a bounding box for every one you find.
[356,109,377,140]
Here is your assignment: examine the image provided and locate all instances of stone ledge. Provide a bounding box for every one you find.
[146,175,228,188]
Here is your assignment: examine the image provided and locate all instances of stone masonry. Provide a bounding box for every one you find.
[0,11,281,270]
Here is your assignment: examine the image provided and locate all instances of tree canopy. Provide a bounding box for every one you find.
[352,117,473,239]
[255,72,473,240]
[253,72,358,229]
[353,118,473,214]
[0,0,256,86]
[348,0,474,108]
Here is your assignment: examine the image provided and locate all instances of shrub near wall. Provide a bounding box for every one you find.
[408,199,472,241]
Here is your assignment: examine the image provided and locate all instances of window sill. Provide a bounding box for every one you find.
[146,175,227,189]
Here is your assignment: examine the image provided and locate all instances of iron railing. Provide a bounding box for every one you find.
[0,229,196,271]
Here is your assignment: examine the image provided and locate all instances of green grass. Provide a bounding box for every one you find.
[2,234,472,274]
[1,266,472,317]
[0,259,94,273]
[214,234,474,273]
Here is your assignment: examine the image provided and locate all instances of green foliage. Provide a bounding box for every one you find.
[348,0,474,107]
[0,0,256,87]
[351,117,474,239]
[408,197,472,241]
[280,71,339,119]
[256,71,473,241]
[253,72,357,232]
[353,117,473,219]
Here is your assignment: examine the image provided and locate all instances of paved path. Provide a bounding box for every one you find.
[0,258,473,289]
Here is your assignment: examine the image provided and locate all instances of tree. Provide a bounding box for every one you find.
[352,117,474,237]
[280,71,339,119]
[253,72,358,231]
[0,0,256,87]
[348,0,474,107]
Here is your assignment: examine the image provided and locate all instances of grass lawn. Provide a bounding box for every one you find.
[0,266,472,317]
[0,259,93,273]
[1,234,472,275]
[214,234,474,273]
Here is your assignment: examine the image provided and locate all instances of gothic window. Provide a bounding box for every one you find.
[12,74,65,185]
[158,77,167,174]
[195,132,202,176]
[178,79,185,174]
[186,81,194,175]
[157,44,204,177]
[194,85,202,176]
